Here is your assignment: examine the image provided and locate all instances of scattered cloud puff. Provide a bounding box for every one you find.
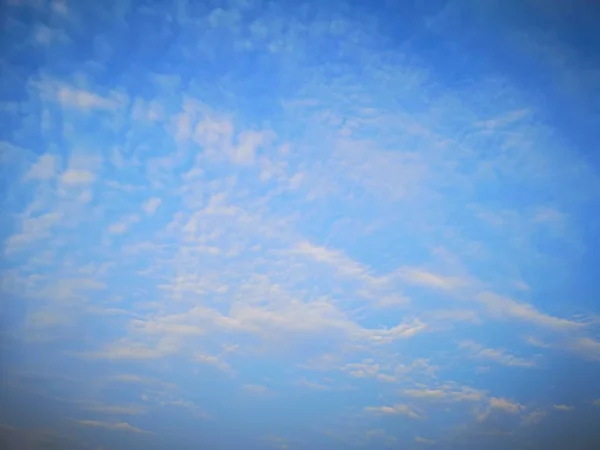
[1,0,599,449]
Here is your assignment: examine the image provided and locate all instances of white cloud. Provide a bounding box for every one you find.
[524,336,551,348]
[193,114,233,155]
[514,280,530,291]
[366,319,427,343]
[474,396,525,423]
[552,404,573,411]
[108,214,141,235]
[142,197,162,216]
[3,9,596,444]
[32,277,106,303]
[4,212,62,254]
[129,319,206,338]
[299,353,344,371]
[533,207,565,225]
[459,340,537,367]
[398,268,467,290]
[343,360,396,382]
[403,389,446,399]
[289,240,369,278]
[243,384,270,395]
[132,98,162,122]
[56,86,124,110]
[565,336,600,361]
[195,352,234,374]
[295,378,330,390]
[475,108,530,131]
[111,374,149,384]
[24,154,58,181]
[331,137,429,201]
[477,292,582,331]
[414,437,435,445]
[173,109,194,143]
[60,169,96,185]
[73,419,151,434]
[77,403,147,415]
[488,397,523,414]
[233,130,271,165]
[58,153,102,186]
[402,384,486,403]
[130,297,427,349]
[521,409,547,425]
[364,404,420,419]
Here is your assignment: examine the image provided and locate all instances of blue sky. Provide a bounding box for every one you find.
[1,0,600,449]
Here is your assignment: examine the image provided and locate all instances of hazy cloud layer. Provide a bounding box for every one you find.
[1,0,600,449]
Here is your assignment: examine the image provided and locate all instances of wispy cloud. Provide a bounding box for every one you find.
[473,396,525,424]
[521,409,548,426]
[477,292,582,331]
[194,352,234,374]
[488,397,523,414]
[459,340,537,368]
[398,268,468,290]
[552,404,573,411]
[142,197,162,216]
[4,212,62,254]
[402,384,486,403]
[76,403,147,415]
[364,404,420,419]
[61,169,96,185]
[565,336,600,361]
[108,214,141,235]
[343,360,397,383]
[243,384,270,395]
[58,87,121,110]
[289,240,368,279]
[24,154,59,181]
[2,0,599,448]
[73,419,151,434]
[34,80,127,111]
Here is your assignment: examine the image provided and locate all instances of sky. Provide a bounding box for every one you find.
[1,0,600,449]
